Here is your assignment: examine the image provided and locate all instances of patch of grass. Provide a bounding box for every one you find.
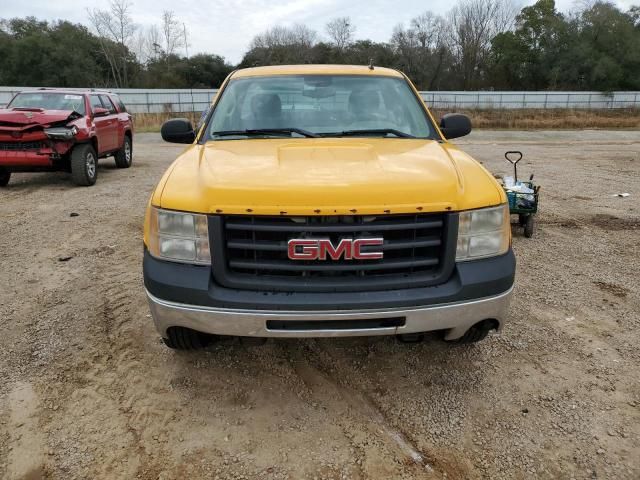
[430,108,640,130]
[132,108,640,133]
[132,112,200,133]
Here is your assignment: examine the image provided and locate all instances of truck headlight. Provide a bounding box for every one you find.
[456,204,510,261]
[148,207,210,265]
[44,126,78,139]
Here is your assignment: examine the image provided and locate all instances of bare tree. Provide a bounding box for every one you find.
[391,12,451,90]
[251,24,317,49]
[326,17,355,50]
[161,10,184,57]
[88,0,137,87]
[411,12,448,49]
[248,24,318,64]
[448,0,517,89]
[132,24,168,64]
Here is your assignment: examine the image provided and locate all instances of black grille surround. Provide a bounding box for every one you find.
[209,213,458,293]
[0,141,47,151]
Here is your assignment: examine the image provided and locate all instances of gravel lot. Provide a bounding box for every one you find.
[1,130,638,480]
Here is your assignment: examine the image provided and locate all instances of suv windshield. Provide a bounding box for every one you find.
[8,92,86,115]
[207,75,435,140]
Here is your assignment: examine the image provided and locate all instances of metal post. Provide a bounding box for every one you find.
[544,93,548,109]
[146,92,150,113]
[588,93,592,110]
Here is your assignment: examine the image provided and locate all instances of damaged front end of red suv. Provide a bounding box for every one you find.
[0,107,90,173]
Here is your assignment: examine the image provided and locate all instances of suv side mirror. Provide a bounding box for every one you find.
[93,107,110,117]
[161,118,196,144]
[439,113,471,139]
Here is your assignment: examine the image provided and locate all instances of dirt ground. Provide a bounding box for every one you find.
[1,130,638,480]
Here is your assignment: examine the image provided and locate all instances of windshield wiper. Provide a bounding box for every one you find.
[212,128,318,138]
[321,129,415,139]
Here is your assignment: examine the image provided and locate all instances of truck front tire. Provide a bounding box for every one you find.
[446,319,498,344]
[163,327,213,350]
[71,144,98,186]
[0,167,10,187]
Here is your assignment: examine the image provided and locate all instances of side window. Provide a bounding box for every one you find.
[115,97,127,113]
[90,95,103,113]
[99,94,117,114]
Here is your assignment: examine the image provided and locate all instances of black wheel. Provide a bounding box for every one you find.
[163,327,213,350]
[524,215,535,238]
[518,214,527,226]
[0,167,10,187]
[446,320,497,344]
[71,144,98,186]
[114,135,132,168]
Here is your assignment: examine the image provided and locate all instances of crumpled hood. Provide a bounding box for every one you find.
[157,138,505,215]
[0,109,79,129]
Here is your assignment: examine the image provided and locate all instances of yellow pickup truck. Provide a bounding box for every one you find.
[143,65,515,350]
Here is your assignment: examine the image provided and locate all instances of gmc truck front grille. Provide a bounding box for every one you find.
[209,213,457,293]
[0,141,46,151]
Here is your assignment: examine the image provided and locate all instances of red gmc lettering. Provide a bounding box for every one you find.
[353,238,384,259]
[287,239,318,260]
[318,238,352,260]
[288,238,384,260]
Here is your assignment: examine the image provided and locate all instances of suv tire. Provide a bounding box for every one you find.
[114,135,132,168]
[0,167,10,187]
[163,327,213,350]
[71,144,98,186]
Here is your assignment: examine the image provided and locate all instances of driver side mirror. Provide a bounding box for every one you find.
[93,107,110,117]
[439,113,472,139]
[161,118,196,144]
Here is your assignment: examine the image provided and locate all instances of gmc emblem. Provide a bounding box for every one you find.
[288,238,384,261]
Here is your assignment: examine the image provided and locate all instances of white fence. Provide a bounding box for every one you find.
[1,87,638,113]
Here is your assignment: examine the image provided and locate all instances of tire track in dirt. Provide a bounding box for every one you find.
[6,382,46,480]
[90,253,171,478]
[288,346,439,479]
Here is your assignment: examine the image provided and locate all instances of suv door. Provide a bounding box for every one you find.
[90,94,117,152]
[108,95,132,149]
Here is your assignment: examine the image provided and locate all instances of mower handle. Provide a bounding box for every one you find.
[505,151,523,164]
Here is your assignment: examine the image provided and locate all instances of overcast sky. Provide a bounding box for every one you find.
[1,0,636,63]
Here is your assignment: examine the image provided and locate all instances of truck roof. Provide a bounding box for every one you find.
[232,64,404,79]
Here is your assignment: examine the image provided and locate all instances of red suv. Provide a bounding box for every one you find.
[0,89,133,187]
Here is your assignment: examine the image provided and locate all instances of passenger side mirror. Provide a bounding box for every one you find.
[161,118,196,144]
[93,107,110,117]
[439,113,472,139]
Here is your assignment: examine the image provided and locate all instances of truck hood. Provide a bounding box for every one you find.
[0,109,79,129]
[157,138,506,215]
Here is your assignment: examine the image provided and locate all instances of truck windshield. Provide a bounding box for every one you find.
[8,92,86,115]
[207,75,435,140]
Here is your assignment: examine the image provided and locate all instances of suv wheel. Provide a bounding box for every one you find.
[114,135,132,168]
[163,327,213,350]
[71,144,98,186]
[0,167,10,187]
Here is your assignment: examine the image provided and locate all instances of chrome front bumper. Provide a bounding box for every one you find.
[146,287,513,340]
